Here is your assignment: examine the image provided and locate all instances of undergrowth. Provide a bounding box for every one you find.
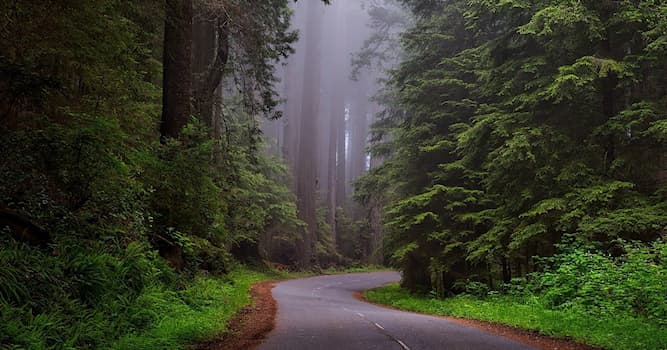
[112,268,285,350]
[0,236,286,350]
[365,242,667,350]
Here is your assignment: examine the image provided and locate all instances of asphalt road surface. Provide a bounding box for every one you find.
[258,271,536,350]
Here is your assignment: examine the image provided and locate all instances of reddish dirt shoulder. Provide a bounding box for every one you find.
[353,292,601,350]
[196,280,278,350]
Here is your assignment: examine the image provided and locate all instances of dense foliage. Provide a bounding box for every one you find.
[365,241,667,349]
[0,0,304,347]
[359,0,667,298]
[529,241,667,324]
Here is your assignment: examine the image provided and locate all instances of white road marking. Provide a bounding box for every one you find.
[396,339,410,350]
[346,305,409,350]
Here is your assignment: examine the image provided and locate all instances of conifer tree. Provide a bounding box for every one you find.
[363,0,667,294]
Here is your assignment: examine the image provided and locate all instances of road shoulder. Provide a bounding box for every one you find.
[195,280,278,350]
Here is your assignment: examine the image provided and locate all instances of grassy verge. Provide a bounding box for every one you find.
[113,266,381,349]
[365,284,667,350]
[111,267,300,350]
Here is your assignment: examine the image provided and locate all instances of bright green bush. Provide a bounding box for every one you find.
[529,241,667,324]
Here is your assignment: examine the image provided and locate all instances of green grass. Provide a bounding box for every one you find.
[0,239,317,350]
[365,284,667,350]
[111,267,298,350]
[2,257,387,350]
[113,266,382,349]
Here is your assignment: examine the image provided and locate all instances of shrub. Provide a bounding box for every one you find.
[528,241,667,324]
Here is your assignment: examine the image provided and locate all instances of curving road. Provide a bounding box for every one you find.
[258,271,535,350]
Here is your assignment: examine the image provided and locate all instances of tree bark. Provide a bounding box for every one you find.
[326,107,338,246]
[161,0,193,139]
[192,7,216,127]
[325,1,349,245]
[349,78,369,188]
[295,0,323,268]
[336,103,347,210]
[282,2,306,188]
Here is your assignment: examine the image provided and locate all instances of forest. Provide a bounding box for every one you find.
[357,1,667,347]
[1,0,666,349]
[367,0,667,302]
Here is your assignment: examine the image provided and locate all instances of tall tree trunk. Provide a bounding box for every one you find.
[295,0,323,268]
[336,102,347,210]
[326,101,338,246]
[282,1,306,188]
[192,7,216,128]
[161,0,193,139]
[349,78,369,188]
[325,0,349,245]
[366,101,384,263]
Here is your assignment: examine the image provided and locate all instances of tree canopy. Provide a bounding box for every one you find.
[359,0,667,294]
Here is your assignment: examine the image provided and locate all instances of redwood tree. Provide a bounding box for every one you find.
[161,0,193,139]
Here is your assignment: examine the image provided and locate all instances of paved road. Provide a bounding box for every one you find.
[258,271,535,350]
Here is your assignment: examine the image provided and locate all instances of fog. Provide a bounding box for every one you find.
[260,0,406,265]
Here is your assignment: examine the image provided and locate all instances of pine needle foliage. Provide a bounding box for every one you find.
[361,0,667,300]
